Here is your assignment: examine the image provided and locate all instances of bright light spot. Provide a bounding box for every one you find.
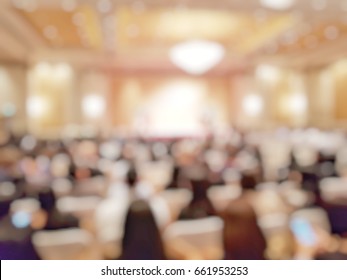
[34,62,52,80]
[82,95,105,118]
[55,63,73,81]
[256,64,281,84]
[243,94,263,117]
[27,96,48,118]
[144,82,206,137]
[169,40,225,75]
[11,212,31,228]
[260,0,295,10]
[289,93,307,114]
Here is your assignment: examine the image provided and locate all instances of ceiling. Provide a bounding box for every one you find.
[1,0,347,74]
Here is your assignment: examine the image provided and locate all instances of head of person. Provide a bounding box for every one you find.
[38,187,56,212]
[120,199,165,260]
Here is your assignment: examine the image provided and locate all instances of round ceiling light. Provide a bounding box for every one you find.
[169,40,225,75]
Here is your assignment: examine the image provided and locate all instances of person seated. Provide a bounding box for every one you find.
[38,188,79,230]
[178,164,216,220]
[220,196,267,260]
[118,199,166,260]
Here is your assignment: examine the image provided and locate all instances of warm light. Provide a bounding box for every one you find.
[260,0,295,10]
[169,40,225,75]
[55,63,73,81]
[27,96,49,118]
[256,64,281,84]
[243,94,263,117]
[289,93,307,114]
[82,95,105,118]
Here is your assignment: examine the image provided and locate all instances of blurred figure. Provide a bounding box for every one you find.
[119,199,166,260]
[221,196,267,260]
[38,188,79,230]
[179,164,216,220]
[0,199,41,260]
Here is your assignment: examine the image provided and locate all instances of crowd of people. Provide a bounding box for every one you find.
[1,125,347,260]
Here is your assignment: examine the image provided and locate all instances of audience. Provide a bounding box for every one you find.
[1,127,347,260]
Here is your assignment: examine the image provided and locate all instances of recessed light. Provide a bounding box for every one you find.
[260,0,295,10]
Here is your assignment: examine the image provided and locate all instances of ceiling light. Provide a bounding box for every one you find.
[260,0,295,10]
[243,94,263,117]
[289,93,307,114]
[27,96,49,119]
[169,40,225,75]
[82,95,105,119]
[256,64,282,85]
